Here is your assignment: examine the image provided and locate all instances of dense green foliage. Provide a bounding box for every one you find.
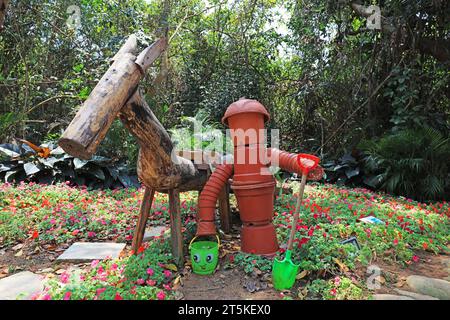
[1,0,449,199]
[360,127,450,201]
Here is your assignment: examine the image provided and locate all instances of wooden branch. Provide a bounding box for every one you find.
[59,36,167,159]
[218,185,231,233]
[136,37,168,73]
[132,187,155,254]
[26,95,80,115]
[110,34,138,64]
[0,0,9,32]
[316,56,405,152]
[169,189,184,267]
[119,90,207,191]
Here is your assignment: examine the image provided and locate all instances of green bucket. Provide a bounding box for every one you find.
[189,235,220,275]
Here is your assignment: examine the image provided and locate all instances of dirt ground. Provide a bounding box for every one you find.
[179,268,282,300]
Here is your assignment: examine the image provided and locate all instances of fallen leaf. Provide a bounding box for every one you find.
[14,249,23,257]
[164,264,178,272]
[12,243,24,251]
[296,270,309,280]
[333,258,349,272]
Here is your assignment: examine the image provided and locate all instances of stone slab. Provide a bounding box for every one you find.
[143,226,167,241]
[57,242,126,262]
[373,294,413,300]
[406,275,450,300]
[0,271,44,300]
[394,289,439,300]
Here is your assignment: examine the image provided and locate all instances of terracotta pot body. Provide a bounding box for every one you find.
[241,224,279,255]
[233,144,269,174]
[231,181,276,224]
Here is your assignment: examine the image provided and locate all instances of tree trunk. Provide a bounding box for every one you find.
[0,0,9,31]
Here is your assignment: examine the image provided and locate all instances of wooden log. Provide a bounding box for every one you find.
[136,38,168,73]
[169,189,184,266]
[119,90,207,191]
[132,187,155,254]
[59,36,167,160]
[110,34,138,64]
[0,0,9,31]
[218,185,231,233]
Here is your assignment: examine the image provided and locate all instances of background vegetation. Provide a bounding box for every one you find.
[0,0,449,200]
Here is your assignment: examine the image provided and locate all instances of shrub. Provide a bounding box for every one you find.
[359,127,450,201]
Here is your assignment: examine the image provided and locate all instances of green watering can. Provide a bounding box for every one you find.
[272,153,320,290]
[189,235,220,275]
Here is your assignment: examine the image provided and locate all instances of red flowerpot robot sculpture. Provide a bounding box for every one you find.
[196,98,323,255]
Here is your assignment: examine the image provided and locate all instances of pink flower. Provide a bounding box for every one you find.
[91,260,99,268]
[146,268,154,276]
[136,278,145,285]
[88,231,96,238]
[111,263,118,271]
[412,255,420,263]
[114,292,123,300]
[60,272,69,284]
[96,288,106,296]
[63,291,72,300]
[156,291,166,300]
[393,239,399,245]
[163,270,172,278]
[146,279,156,286]
[41,294,52,300]
[334,276,341,286]
[97,266,104,275]
[163,284,171,291]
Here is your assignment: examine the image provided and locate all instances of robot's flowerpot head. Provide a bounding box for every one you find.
[222,98,270,146]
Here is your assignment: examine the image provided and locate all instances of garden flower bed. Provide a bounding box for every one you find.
[0,182,448,300]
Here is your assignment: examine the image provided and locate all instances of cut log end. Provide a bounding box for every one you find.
[58,138,93,160]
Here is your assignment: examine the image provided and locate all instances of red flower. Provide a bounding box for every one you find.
[330,288,337,296]
[412,255,419,263]
[114,292,123,300]
[297,237,309,248]
[137,245,145,254]
[422,242,428,250]
[63,291,72,300]
[31,230,39,239]
[393,239,399,245]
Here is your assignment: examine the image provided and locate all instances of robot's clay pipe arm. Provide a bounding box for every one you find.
[268,148,300,174]
[268,148,324,180]
[196,163,234,236]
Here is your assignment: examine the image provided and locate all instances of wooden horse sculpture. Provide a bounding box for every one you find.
[59,35,230,266]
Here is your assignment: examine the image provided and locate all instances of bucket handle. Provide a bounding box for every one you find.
[189,234,221,250]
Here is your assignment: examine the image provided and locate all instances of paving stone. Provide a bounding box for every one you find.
[57,242,126,262]
[372,294,413,300]
[0,271,44,300]
[406,275,450,300]
[394,289,439,300]
[143,226,167,241]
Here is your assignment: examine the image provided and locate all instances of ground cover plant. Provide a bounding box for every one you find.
[1,182,448,300]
